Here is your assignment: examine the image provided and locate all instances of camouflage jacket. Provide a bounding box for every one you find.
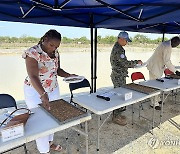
[110,42,138,77]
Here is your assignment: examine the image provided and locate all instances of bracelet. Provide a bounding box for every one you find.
[40,91,47,99]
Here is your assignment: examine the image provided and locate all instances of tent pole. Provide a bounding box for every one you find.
[162,33,165,42]
[94,28,97,92]
[90,27,94,93]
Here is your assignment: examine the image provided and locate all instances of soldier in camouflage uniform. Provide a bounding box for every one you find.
[110,31,142,125]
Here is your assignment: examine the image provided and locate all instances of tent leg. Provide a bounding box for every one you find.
[94,28,97,93]
[162,33,165,42]
[90,27,94,93]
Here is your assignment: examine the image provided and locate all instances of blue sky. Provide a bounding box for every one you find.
[0,21,177,39]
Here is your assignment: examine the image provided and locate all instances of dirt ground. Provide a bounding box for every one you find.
[3,94,180,154]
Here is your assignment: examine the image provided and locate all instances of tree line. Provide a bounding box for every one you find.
[0,34,168,45]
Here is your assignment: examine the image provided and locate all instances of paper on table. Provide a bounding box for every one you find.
[98,91,116,98]
[134,62,147,68]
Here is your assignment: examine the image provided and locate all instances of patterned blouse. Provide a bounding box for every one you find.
[22,44,59,92]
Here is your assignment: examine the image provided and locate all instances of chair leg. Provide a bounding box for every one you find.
[142,103,144,110]
[138,104,140,119]
[140,103,143,110]
[175,89,177,104]
[23,144,28,154]
[171,90,173,101]
[77,133,80,152]
[80,123,83,129]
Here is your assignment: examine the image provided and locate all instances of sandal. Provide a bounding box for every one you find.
[50,144,63,152]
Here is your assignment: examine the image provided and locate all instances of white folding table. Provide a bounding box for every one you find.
[73,87,160,153]
[139,78,180,124]
[0,106,91,154]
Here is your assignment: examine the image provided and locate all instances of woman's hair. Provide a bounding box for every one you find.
[38,29,61,44]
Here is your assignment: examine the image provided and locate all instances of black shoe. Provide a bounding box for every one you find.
[158,101,164,104]
[150,105,161,110]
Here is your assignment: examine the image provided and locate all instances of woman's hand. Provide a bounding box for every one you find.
[40,93,51,110]
[137,60,143,65]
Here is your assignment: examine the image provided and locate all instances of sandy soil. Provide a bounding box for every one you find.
[3,93,180,154]
[0,46,155,55]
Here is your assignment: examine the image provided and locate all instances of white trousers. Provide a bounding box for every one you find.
[24,84,60,153]
[149,72,161,106]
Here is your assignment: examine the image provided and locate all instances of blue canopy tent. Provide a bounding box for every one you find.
[0,0,180,33]
[0,0,180,92]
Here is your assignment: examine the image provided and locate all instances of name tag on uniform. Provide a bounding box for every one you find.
[124,92,132,101]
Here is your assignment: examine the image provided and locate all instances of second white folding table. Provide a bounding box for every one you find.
[73,86,160,153]
[139,78,180,124]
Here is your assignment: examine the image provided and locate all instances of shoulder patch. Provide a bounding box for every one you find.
[120,54,125,59]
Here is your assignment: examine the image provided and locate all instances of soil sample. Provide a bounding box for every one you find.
[40,99,86,123]
[170,74,180,79]
[122,83,160,94]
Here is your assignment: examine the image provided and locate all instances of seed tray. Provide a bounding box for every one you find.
[170,74,180,79]
[122,83,160,94]
[40,99,86,124]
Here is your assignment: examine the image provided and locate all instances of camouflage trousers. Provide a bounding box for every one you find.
[111,73,126,88]
[111,73,126,117]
